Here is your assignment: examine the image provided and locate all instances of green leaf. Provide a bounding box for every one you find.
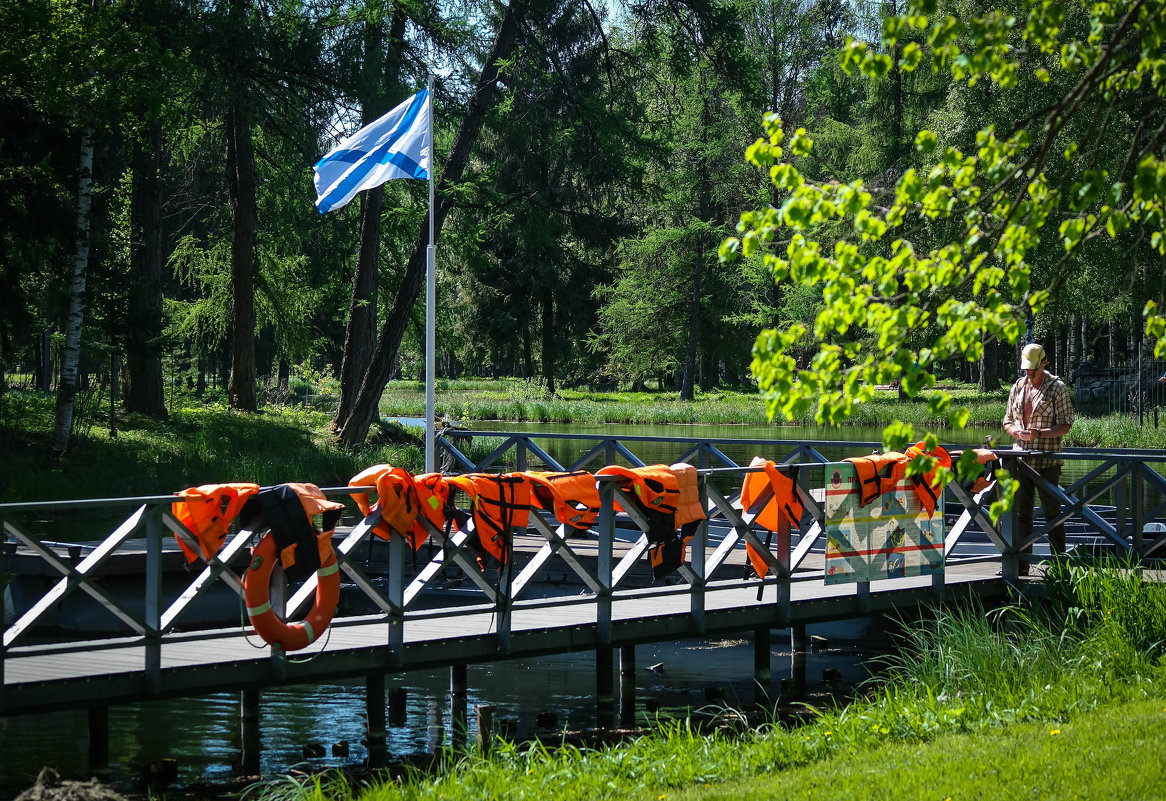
[915,130,938,154]
[900,42,923,71]
[718,238,740,263]
[956,448,985,484]
[883,420,915,453]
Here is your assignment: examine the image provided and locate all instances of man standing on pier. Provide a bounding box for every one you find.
[1002,343,1075,575]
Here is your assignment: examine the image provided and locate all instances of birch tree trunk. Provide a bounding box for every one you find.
[51,126,95,457]
[1068,312,1081,374]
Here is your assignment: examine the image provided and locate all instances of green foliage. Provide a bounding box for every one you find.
[723,0,1166,483]
[1041,556,1166,662]
[5,0,1165,459]
[591,226,705,386]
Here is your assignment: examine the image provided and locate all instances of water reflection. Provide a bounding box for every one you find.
[0,631,881,796]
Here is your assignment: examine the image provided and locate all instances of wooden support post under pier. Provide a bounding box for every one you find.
[619,644,636,729]
[87,705,108,775]
[476,704,495,753]
[240,689,260,775]
[596,646,614,728]
[366,674,386,769]
[450,664,468,750]
[388,686,408,728]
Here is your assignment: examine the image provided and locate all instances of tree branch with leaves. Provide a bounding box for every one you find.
[721,0,1166,501]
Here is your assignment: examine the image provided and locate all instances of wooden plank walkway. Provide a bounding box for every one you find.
[1,562,1007,716]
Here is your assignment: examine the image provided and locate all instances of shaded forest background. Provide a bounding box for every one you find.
[1,0,1160,455]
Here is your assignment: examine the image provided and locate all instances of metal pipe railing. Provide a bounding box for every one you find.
[2,432,1163,700]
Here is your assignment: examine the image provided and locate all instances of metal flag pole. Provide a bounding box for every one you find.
[425,75,436,473]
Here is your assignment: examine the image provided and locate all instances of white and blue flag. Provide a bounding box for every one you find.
[313,88,430,214]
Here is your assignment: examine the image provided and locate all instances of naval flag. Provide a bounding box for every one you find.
[313,88,430,214]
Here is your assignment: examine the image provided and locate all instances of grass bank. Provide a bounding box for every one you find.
[5,377,1166,504]
[378,379,1009,429]
[0,391,421,502]
[245,560,1166,801]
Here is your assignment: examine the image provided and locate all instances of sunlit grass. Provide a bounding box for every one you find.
[378,378,1011,429]
[1068,413,1166,449]
[376,378,1166,448]
[241,562,1166,801]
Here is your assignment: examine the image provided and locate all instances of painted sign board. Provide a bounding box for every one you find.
[824,462,944,584]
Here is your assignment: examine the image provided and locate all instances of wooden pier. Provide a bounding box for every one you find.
[2,432,1163,775]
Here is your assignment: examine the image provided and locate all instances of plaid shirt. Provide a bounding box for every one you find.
[1003,371,1074,468]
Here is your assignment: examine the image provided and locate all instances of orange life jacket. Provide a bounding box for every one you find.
[669,463,706,526]
[844,452,909,507]
[524,470,601,531]
[409,472,449,548]
[597,464,702,578]
[171,482,260,562]
[846,443,951,518]
[596,464,681,515]
[443,473,532,563]
[951,448,998,494]
[739,457,803,579]
[903,441,952,517]
[240,483,346,579]
[348,464,422,545]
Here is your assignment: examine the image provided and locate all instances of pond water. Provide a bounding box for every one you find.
[469,420,1000,471]
[0,631,883,797]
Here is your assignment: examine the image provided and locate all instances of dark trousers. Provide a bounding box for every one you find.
[1014,464,1066,569]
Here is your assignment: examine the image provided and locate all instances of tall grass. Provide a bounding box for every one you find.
[243,562,1166,801]
[1067,413,1166,449]
[378,379,1011,430]
[1041,556,1166,663]
[878,557,1166,720]
[380,378,1166,447]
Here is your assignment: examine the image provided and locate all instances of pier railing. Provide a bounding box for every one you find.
[2,433,1164,700]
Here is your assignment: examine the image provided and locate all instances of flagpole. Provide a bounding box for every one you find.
[424,75,436,474]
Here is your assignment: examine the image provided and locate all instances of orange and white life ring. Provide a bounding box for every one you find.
[244,530,340,651]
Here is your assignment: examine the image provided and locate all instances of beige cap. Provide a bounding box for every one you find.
[1020,343,1046,370]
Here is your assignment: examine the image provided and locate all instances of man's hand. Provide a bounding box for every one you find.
[1013,427,1036,443]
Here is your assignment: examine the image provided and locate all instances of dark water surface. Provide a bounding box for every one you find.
[0,632,882,797]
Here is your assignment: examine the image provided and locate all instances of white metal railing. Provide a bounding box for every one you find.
[2,433,1164,701]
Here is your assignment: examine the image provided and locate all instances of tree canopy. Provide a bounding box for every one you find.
[1,0,1163,458]
[722,0,1165,485]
